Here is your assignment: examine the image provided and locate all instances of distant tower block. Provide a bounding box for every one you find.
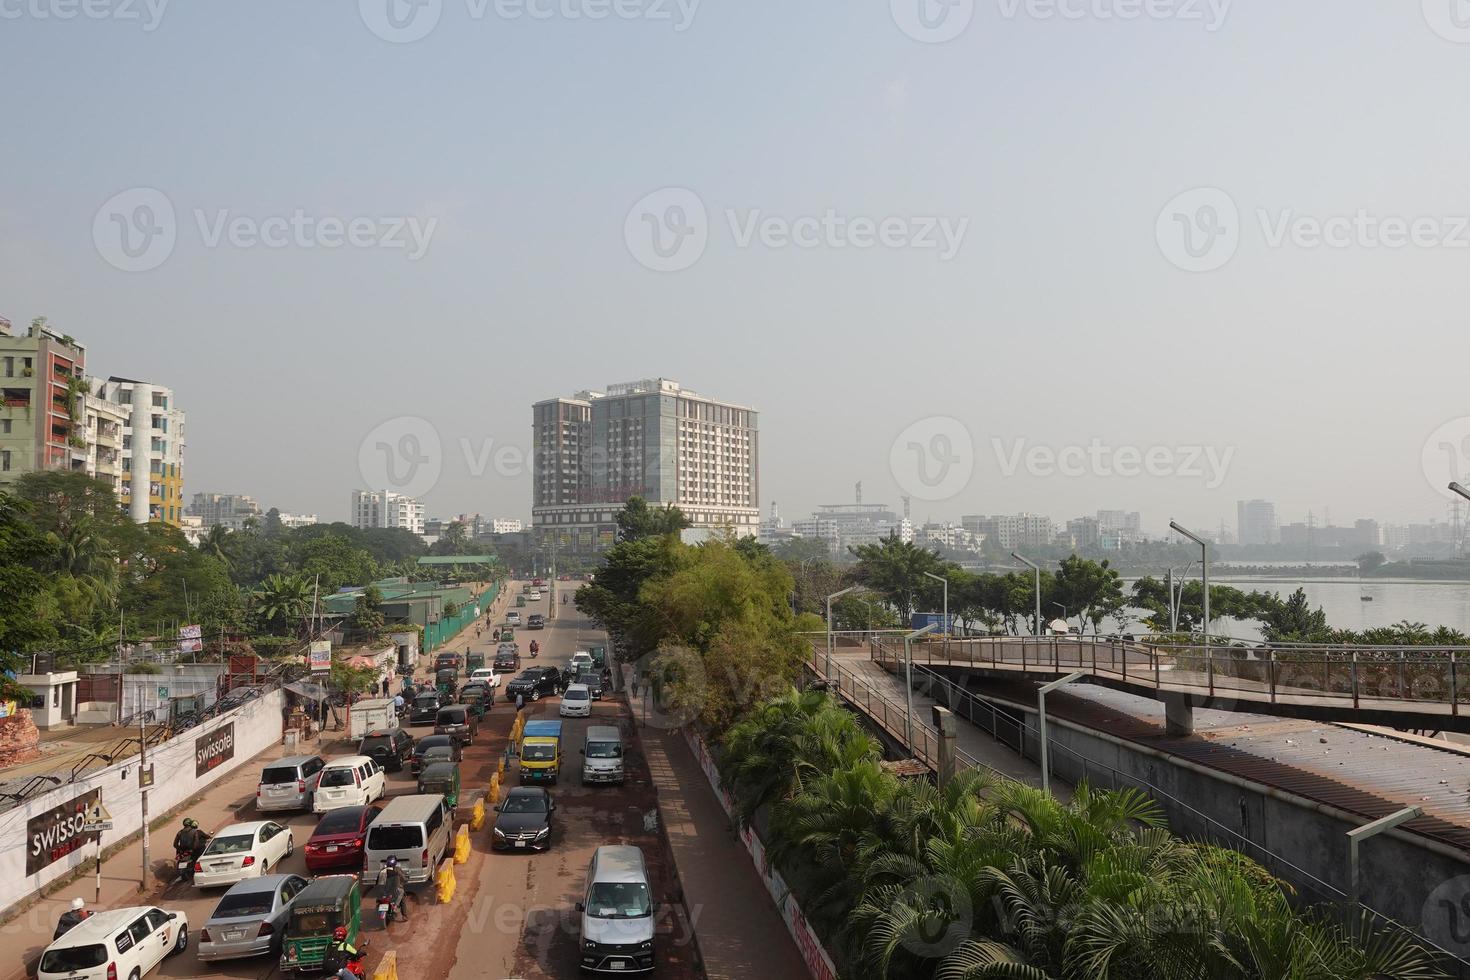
[902,496,911,520]
[855,481,862,505]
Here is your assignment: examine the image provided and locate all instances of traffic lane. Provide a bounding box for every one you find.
[152,761,427,979]
[448,698,700,980]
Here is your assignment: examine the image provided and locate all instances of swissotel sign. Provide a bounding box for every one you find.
[195,722,235,778]
[27,788,102,876]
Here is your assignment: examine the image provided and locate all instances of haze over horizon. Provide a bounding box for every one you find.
[4,0,1469,534]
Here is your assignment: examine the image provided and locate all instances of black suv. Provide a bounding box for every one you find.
[434,704,480,746]
[576,673,605,700]
[494,649,520,671]
[527,614,545,630]
[358,728,414,771]
[505,667,560,702]
[409,692,441,725]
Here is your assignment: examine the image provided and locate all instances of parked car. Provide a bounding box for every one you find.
[527,613,546,630]
[357,728,414,772]
[560,684,592,718]
[313,756,386,813]
[408,692,441,725]
[506,667,560,702]
[577,673,605,700]
[304,804,381,872]
[255,755,325,813]
[37,906,188,980]
[197,874,307,962]
[193,821,295,888]
[491,786,555,852]
[411,734,461,775]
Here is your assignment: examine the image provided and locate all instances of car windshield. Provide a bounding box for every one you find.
[502,793,546,813]
[213,891,274,918]
[315,808,365,834]
[522,744,556,761]
[414,697,437,708]
[320,769,357,787]
[205,834,255,855]
[417,738,449,753]
[586,741,622,759]
[361,737,391,753]
[40,945,108,971]
[367,825,423,849]
[586,882,652,919]
[438,711,466,724]
[565,690,589,701]
[424,748,453,763]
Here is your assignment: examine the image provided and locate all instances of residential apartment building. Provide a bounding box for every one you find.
[489,518,523,534]
[793,503,913,556]
[0,317,88,486]
[94,377,187,525]
[1095,510,1142,543]
[187,492,262,531]
[1236,499,1280,546]
[351,489,425,535]
[81,379,128,494]
[532,378,759,551]
[1062,516,1102,549]
[915,521,982,553]
[276,511,319,529]
[961,513,1053,550]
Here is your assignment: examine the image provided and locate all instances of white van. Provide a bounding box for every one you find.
[577,845,655,973]
[364,794,451,887]
[312,755,385,813]
[37,906,189,980]
[581,725,624,785]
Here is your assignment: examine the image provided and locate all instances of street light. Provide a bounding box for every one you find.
[1169,521,1209,657]
[1450,482,1470,503]
[923,571,949,654]
[1165,561,1196,634]
[826,586,858,677]
[1039,671,1084,797]
[1011,551,1042,638]
[903,623,939,751]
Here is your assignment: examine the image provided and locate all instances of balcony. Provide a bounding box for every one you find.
[2,388,31,409]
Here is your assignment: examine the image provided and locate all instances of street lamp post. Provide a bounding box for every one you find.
[1039,671,1084,796]
[903,623,939,751]
[1169,522,1209,657]
[1012,551,1042,638]
[923,571,949,655]
[826,586,858,677]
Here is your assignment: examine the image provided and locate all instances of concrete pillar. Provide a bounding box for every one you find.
[1163,693,1194,736]
[931,705,957,788]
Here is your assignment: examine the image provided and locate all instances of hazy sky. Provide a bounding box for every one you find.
[4,0,1470,534]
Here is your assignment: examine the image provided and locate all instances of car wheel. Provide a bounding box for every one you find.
[258,860,269,877]
[532,690,541,702]
[171,925,188,955]
[130,969,141,980]
[286,836,295,857]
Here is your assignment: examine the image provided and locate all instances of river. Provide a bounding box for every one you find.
[1166,577,1470,640]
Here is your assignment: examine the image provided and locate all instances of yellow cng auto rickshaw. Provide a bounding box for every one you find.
[280,874,362,974]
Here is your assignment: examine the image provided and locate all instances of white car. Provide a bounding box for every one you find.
[506,611,521,625]
[529,590,542,600]
[193,821,295,888]
[313,755,386,813]
[560,684,592,718]
[469,668,500,689]
[38,906,189,980]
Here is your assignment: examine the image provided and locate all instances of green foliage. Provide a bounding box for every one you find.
[848,535,948,621]
[0,492,61,660]
[1358,551,1387,574]
[616,495,691,542]
[291,533,378,592]
[1051,555,1126,634]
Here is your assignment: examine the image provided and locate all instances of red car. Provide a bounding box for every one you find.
[303,804,380,872]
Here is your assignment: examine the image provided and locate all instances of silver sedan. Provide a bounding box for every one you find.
[197,873,308,961]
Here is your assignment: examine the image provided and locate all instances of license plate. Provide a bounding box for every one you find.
[514,840,526,848]
[611,963,626,971]
[325,845,339,852]
[224,930,245,941]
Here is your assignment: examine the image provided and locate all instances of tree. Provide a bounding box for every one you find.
[352,585,386,639]
[1258,588,1333,644]
[199,524,231,565]
[252,573,313,635]
[615,495,690,542]
[1357,551,1387,574]
[1051,555,1126,634]
[292,533,378,592]
[0,493,60,666]
[848,535,947,622]
[772,537,835,563]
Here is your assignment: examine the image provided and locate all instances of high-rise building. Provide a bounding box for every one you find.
[0,317,88,486]
[81,378,127,495]
[1236,499,1279,546]
[94,377,187,526]
[1095,510,1142,543]
[276,512,318,529]
[351,489,425,535]
[793,503,912,555]
[961,513,1053,550]
[188,492,262,531]
[532,378,759,550]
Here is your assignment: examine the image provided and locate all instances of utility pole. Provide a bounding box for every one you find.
[138,683,150,888]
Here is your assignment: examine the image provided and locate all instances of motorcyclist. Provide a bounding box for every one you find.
[53,897,90,939]
[528,640,539,657]
[374,856,410,921]
[187,818,211,867]
[325,925,362,979]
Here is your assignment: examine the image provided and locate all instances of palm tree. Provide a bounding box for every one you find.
[199,524,232,566]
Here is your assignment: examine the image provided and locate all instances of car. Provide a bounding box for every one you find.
[411,734,461,775]
[408,692,441,725]
[357,728,414,772]
[532,578,544,587]
[491,786,555,852]
[577,672,605,700]
[505,667,560,702]
[434,704,480,745]
[255,756,326,813]
[527,613,545,629]
[197,874,307,961]
[303,804,381,872]
[468,667,500,688]
[578,846,655,973]
[570,651,594,674]
[193,821,295,888]
[37,906,188,980]
[313,756,386,813]
[528,590,542,601]
[506,611,521,625]
[560,684,592,717]
[493,650,520,671]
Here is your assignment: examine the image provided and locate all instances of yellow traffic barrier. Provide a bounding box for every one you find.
[497,756,506,779]
[470,798,486,830]
[435,857,456,903]
[454,824,470,864]
[488,772,501,805]
[371,951,399,980]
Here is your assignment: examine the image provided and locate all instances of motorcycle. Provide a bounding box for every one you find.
[328,939,370,978]
[175,849,195,884]
[528,641,539,658]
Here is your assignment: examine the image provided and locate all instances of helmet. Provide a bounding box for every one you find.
[183,818,196,828]
[385,855,398,867]
[333,926,347,941]
[70,897,85,911]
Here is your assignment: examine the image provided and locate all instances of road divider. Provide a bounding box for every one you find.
[469,798,486,830]
[372,950,400,980]
[453,825,470,864]
[435,857,456,903]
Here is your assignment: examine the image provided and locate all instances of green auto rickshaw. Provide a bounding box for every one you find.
[460,686,490,719]
[417,760,461,817]
[466,651,485,675]
[280,874,362,974]
[515,594,527,607]
[436,668,457,698]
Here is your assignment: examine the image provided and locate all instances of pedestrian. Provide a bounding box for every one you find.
[515,691,525,712]
[380,676,390,698]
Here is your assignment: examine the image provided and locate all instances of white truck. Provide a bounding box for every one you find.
[348,697,400,740]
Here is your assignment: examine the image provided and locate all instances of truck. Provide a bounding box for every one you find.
[910,612,956,634]
[347,697,401,740]
[519,719,562,784]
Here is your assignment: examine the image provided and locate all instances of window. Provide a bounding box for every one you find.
[146,909,169,932]
[0,450,9,472]
[127,917,152,945]
[367,825,424,850]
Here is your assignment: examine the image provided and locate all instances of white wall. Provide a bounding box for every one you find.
[0,690,284,914]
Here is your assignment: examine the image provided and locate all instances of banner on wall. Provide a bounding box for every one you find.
[308,641,331,672]
[178,624,203,654]
[195,722,235,777]
[27,787,101,876]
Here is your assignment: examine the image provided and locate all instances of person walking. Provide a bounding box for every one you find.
[380,676,390,698]
[515,691,525,712]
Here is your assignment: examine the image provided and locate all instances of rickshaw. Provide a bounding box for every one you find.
[280,874,362,974]
[417,760,461,817]
[435,668,457,698]
[465,651,485,675]
[515,595,527,607]
[460,686,490,720]
[500,627,515,643]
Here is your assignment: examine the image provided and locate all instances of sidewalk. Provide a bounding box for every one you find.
[633,701,807,980]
